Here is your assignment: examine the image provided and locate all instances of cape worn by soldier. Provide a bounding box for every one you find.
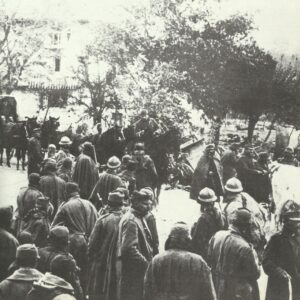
[144,223,216,300]
[208,211,260,300]
[52,183,97,294]
[73,143,99,199]
[190,145,224,200]
[263,203,300,300]
[0,244,43,300]
[40,160,66,216]
[14,173,44,235]
[27,272,76,300]
[191,188,225,261]
[27,129,43,175]
[116,193,153,300]
[88,191,125,300]
[89,156,124,208]
[0,206,19,282]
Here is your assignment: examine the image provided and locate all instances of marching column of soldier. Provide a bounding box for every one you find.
[1,108,300,300]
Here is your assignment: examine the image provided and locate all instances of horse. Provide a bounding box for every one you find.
[142,127,181,201]
[0,116,8,166]
[41,117,60,148]
[271,162,300,227]
[11,121,28,170]
[96,125,181,201]
[0,118,27,169]
[25,117,40,137]
[0,117,15,167]
[96,125,135,164]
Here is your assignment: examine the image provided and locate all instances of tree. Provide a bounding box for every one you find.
[270,55,300,129]
[0,12,49,94]
[91,15,192,136]
[71,49,121,126]
[93,0,266,144]
[223,43,277,142]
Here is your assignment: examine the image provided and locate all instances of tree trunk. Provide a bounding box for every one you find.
[214,121,222,147]
[208,119,222,147]
[93,107,103,126]
[43,106,50,123]
[263,116,277,143]
[288,126,295,146]
[247,115,259,143]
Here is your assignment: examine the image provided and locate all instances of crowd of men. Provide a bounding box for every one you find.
[1,111,300,300]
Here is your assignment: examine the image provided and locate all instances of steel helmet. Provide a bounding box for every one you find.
[59,136,72,146]
[225,177,243,193]
[107,156,121,169]
[197,187,217,203]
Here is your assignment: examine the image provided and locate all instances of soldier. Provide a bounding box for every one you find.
[237,144,262,198]
[134,109,161,140]
[88,191,125,300]
[52,182,97,295]
[221,143,240,184]
[89,156,124,209]
[19,196,52,248]
[0,244,43,300]
[39,160,66,217]
[36,226,83,300]
[56,136,74,169]
[223,177,266,258]
[73,142,99,199]
[191,187,225,261]
[93,123,103,163]
[133,143,158,192]
[0,206,19,282]
[208,209,261,300]
[118,155,137,196]
[116,190,153,300]
[263,200,300,300]
[28,254,79,300]
[14,173,44,236]
[144,222,216,300]
[28,128,43,175]
[278,147,299,166]
[190,144,224,201]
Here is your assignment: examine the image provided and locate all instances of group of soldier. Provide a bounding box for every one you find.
[0,109,300,300]
[189,142,300,300]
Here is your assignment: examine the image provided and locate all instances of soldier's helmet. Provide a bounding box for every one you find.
[107,156,121,169]
[279,199,300,223]
[59,136,72,146]
[197,187,217,203]
[225,177,243,193]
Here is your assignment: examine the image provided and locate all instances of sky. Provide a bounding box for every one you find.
[2,0,300,55]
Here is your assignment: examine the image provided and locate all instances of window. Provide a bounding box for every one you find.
[55,57,61,72]
[52,32,61,46]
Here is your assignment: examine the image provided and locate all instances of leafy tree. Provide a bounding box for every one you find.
[270,55,300,129]
[71,49,121,126]
[93,0,268,144]
[91,14,192,136]
[0,12,49,94]
[223,43,277,142]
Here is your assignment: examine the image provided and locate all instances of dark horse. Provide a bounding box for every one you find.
[97,125,181,201]
[95,125,135,164]
[145,127,181,200]
[11,121,28,170]
[0,118,28,169]
[25,117,40,137]
[41,117,60,148]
